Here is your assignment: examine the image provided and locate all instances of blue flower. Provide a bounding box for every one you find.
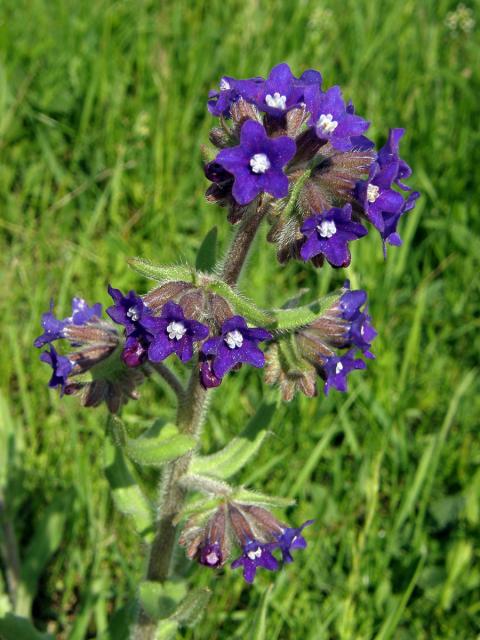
[231,541,279,583]
[40,345,73,395]
[34,298,102,348]
[215,120,296,205]
[200,316,272,380]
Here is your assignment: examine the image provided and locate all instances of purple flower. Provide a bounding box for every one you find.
[324,350,366,395]
[377,128,413,191]
[40,345,73,395]
[200,316,272,379]
[305,85,370,151]
[339,285,377,358]
[356,162,405,236]
[207,76,264,117]
[215,120,296,205]
[140,301,209,363]
[231,541,279,583]
[277,519,314,563]
[106,286,151,336]
[254,63,321,117]
[199,543,223,568]
[34,298,102,348]
[300,204,368,268]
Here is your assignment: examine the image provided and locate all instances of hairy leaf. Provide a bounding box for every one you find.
[189,401,276,479]
[138,581,187,621]
[206,280,273,326]
[103,438,153,538]
[195,226,218,272]
[124,423,196,467]
[273,291,341,330]
[234,488,295,508]
[171,587,211,627]
[128,258,194,283]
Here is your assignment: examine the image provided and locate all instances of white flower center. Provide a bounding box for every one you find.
[127,306,140,321]
[367,184,380,203]
[167,321,186,340]
[220,78,230,91]
[335,362,343,375]
[205,551,219,565]
[224,329,244,349]
[247,547,263,560]
[317,220,337,238]
[265,92,287,110]
[361,325,365,336]
[250,153,271,174]
[317,113,338,134]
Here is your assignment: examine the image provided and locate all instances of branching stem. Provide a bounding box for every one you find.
[132,204,265,640]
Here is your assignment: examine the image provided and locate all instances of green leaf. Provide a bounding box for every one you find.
[190,401,276,479]
[272,291,341,330]
[98,600,136,640]
[206,280,273,326]
[234,488,295,508]
[124,423,196,467]
[16,493,70,616]
[139,581,187,621]
[250,586,272,640]
[154,620,178,640]
[171,587,211,627]
[128,258,194,283]
[0,614,53,640]
[103,438,153,538]
[195,226,217,272]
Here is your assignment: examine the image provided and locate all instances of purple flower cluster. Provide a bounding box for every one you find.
[181,501,314,584]
[34,297,103,393]
[34,298,102,348]
[355,129,420,249]
[231,519,314,583]
[206,62,419,261]
[106,287,272,386]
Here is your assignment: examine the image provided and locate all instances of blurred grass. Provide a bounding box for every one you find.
[0,0,479,638]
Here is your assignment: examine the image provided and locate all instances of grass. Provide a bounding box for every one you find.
[0,0,479,638]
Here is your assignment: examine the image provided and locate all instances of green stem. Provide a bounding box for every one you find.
[131,204,265,639]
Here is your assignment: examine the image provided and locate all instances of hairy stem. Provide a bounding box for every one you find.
[148,361,185,399]
[132,205,265,639]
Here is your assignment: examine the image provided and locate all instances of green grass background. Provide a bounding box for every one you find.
[1,0,479,638]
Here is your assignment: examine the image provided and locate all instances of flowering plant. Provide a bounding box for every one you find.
[35,62,418,638]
